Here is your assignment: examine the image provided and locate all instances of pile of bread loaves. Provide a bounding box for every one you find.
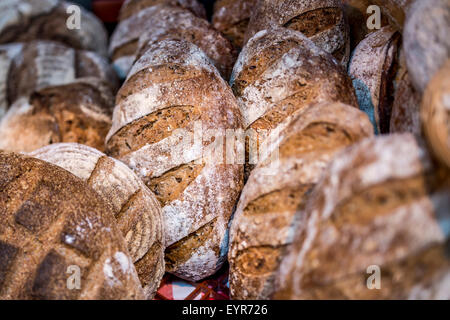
[0,0,449,300]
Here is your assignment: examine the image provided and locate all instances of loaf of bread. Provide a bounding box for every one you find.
[228,102,374,300]
[0,0,108,56]
[0,78,114,153]
[105,40,244,281]
[0,40,118,117]
[134,4,237,80]
[28,143,165,298]
[0,151,144,299]
[274,134,450,299]
[119,0,206,21]
[212,0,257,50]
[421,60,450,169]
[244,0,350,67]
[349,26,401,134]
[403,0,450,93]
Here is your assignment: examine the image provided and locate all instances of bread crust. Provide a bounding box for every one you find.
[119,0,206,21]
[0,151,144,300]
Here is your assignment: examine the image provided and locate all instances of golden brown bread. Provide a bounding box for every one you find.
[228,102,374,299]
[105,39,244,281]
[28,143,165,299]
[244,0,350,67]
[0,151,144,300]
[0,78,114,153]
[274,134,450,299]
[119,0,206,20]
[0,0,108,56]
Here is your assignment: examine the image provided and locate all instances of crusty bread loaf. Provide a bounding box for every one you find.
[0,43,23,119]
[244,0,350,67]
[349,26,401,134]
[0,0,108,56]
[28,143,165,299]
[274,134,450,299]
[119,0,206,21]
[228,102,374,300]
[0,151,144,300]
[212,0,257,50]
[105,40,244,282]
[403,0,450,93]
[0,78,114,153]
[134,4,237,79]
[421,60,450,169]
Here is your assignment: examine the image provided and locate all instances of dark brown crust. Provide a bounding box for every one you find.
[119,0,206,20]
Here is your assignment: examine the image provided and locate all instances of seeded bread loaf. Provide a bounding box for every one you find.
[274,134,450,299]
[0,78,114,153]
[421,60,450,169]
[212,0,257,50]
[403,0,450,93]
[105,40,244,282]
[349,26,401,134]
[0,0,108,56]
[228,102,374,300]
[28,143,165,298]
[244,0,350,67]
[0,151,144,300]
[134,4,237,80]
[119,0,206,21]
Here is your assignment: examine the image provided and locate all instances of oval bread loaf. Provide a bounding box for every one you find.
[0,151,144,300]
[0,78,114,153]
[119,0,206,21]
[244,0,350,67]
[274,134,450,299]
[105,39,244,281]
[0,0,108,56]
[228,102,374,300]
[29,143,165,299]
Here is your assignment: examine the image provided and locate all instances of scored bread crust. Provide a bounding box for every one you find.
[0,0,108,56]
[0,151,144,300]
[119,0,206,21]
[244,0,350,67]
[106,40,244,281]
[274,134,450,299]
[228,102,374,300]
[349,26,401,134]
[29,143,165,299]
[212,0,257,50]
[0,77,114,153]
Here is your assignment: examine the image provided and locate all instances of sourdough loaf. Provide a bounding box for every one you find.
[228,102,374,300]
[29,143,165,298]
[212,0,257,50]
[105,40,244,282]
[0,151,144,299]
[349,26,401,134]
[274,134,450,299]
[0,78,114,153]
[119,0,206,21]
[421,60,450,169]
[403,0,450,93]
[244,0,350,67]
[0,0,108,56]
[134,4,237,80]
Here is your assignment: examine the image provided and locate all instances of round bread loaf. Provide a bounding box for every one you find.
[134,4,237,80]
[244,0,350,67]
[403,0,450,93]
[212,0,257,50]
[119,0,206,21]
[228,102,374,300]
[0,78,114,153]
[421,60,450,169]
[29,143,165,299]
[274,134,450,299]
[105,40,244,282]
[0,151,144,300]
[349,25,401,134]
[0,0,108,56]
